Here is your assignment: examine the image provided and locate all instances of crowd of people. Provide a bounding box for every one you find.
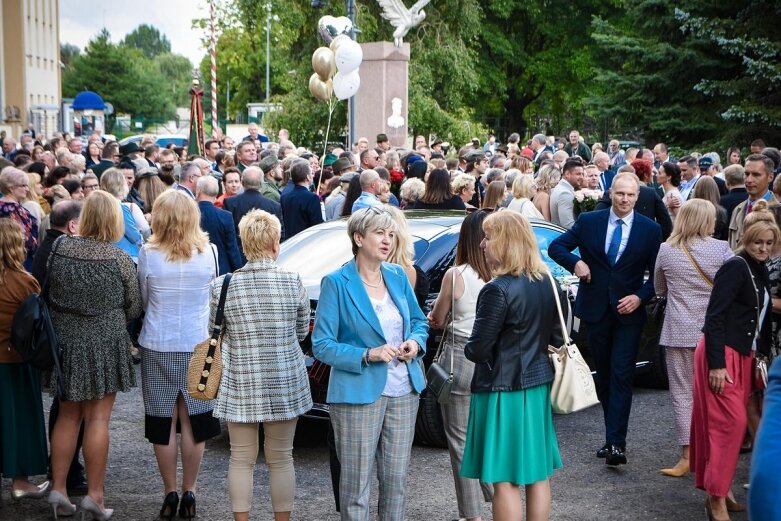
[0,124,780,521]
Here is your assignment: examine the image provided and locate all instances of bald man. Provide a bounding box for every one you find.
[352,170,383,213]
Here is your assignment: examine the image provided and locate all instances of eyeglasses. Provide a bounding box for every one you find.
[83,184,99,190]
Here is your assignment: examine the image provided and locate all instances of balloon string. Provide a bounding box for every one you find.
[317,96,336,195]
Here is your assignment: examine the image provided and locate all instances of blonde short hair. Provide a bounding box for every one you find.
[347,206,396,256]
[511,174,535,199]
[483,211,547,279]
[79,190,124,243]
[400,177,425,204]
[239,209,282,260]
[451,173,475,195]
[741,199,781,251]
[666,199,716,249]
[100,168,130,200]
[147,190,209,262]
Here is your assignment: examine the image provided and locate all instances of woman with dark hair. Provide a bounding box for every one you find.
[428,210,494,521]
[693,177,729,241]
[61,179,84,201]
[85,142,101,169]
[44,166,71,188]
[413,168,467,210]
[215,168,242,209]
[658,162,682,221]
[340,175,364,218]
[726,147,741,166]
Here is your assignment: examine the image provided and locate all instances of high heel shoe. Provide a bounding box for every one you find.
[47,490,77,520]
[660,459,690,477]
[159,492,179,520]
[705,497,732,521]
[12,480,51,500]
[79,495,113,521]
[178,491,196,519]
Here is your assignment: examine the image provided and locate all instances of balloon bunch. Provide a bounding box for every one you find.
[309,16,363,102]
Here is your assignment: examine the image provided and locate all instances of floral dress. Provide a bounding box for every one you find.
[0,200,38,261]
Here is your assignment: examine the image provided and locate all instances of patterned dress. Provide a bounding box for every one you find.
[0,200,38,261]
[767,255,781,358]
[47,236,142,401]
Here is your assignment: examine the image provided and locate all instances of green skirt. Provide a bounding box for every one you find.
[461,384,562,485]
[0,363,49,477]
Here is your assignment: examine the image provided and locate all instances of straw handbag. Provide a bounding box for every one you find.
[188,273,232,401]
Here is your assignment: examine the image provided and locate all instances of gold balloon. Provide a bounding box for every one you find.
[330,34,351,53]
[312,47,336,81]
[309,73,333,102]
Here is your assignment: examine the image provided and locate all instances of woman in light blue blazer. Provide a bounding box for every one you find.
[313,206,428,521]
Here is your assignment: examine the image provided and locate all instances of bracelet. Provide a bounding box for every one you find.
[363,348,371,366]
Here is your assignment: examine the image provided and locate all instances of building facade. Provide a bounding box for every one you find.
[0,0,61,140]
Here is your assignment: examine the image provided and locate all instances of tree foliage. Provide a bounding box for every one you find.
[62,29,174,119]
[121,24,172,59]
[60,43,80,68]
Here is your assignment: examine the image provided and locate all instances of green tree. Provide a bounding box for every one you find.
[60,43,80,68]
[121,24,172,59]
[155,52,195,107]
[675,1,781,146]
[62,29,175,119]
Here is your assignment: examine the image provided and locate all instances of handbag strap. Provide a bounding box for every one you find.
[447,264,456,376]
[546,270,571,346]
[681,243,713,287]
[210,243,218,278]
[210,273,232,339]
[42,234,67,299]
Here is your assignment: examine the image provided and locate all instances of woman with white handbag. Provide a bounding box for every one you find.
[427,209,493,521]
[461,211,565,521]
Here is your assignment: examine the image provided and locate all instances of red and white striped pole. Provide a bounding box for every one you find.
[210,0,218,134]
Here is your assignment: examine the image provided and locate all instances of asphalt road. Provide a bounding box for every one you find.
[1,369,752,521]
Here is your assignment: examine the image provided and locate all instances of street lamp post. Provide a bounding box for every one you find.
[265,3,272,103]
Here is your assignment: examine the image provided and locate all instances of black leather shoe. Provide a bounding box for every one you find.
[605,445,627,466]
[179,491,196,519]
[159,491,178,520]
[596,444,611,458]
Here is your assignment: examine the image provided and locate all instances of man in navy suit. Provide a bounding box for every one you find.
[280,158,323,238]
[195,175,243,275]
[550,172,662,466]
[223,167,285,259]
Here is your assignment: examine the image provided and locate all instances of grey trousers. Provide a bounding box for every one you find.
[440,336,493,519]
[331,393,419,521]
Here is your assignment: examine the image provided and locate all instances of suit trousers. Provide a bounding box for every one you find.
[227,419,298,513]
[440,335,493,519]
[330,393,419,521]
[585,309,644,446]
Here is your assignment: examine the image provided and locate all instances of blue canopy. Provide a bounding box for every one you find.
[72,91,106,111]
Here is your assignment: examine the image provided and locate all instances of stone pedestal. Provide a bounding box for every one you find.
[354,42,410,148]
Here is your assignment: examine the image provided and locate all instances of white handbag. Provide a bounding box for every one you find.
[546,271,600,414]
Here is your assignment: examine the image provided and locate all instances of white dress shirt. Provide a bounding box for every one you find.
[604,209,634,264]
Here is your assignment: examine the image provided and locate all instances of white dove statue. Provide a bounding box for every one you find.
[376,0,431,47]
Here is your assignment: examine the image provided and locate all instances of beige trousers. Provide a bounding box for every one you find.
[227,418,298,513]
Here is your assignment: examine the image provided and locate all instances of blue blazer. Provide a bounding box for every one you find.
[312,259,429,404]
[549,209,662,324]
[198,201,243,275]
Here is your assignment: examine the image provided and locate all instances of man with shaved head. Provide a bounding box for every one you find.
[352,169,383,213]
[223,166,285,257]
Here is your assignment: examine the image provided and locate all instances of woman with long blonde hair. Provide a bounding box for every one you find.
[386,205,429,309]
[137,190,220,520]
[533,164,561,221]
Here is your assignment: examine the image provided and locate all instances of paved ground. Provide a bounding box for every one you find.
[1,368,752,520]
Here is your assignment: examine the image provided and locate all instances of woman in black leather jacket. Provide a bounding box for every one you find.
[461,211,564,521]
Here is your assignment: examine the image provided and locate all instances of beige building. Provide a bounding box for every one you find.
[0,0,61,140]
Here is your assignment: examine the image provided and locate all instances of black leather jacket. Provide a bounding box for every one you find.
[465,273,567,392]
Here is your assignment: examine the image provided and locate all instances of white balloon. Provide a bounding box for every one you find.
[332,16,353,36]
[333,70,361,100]
[335,40,363,74]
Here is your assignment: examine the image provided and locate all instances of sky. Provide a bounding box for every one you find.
[59,0,212,66]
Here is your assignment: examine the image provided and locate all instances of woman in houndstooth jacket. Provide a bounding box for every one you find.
[210,209,312,521]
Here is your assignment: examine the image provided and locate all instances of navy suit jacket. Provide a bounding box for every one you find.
[280,184,323,239]
[223,189,285,240]
[549,210,662,325]
[198,201,243,275]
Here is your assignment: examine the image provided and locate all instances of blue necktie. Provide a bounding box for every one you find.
[607,219,624,266]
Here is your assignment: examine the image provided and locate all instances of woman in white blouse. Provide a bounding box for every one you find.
[137,190,220,520]
[507,175,544,219]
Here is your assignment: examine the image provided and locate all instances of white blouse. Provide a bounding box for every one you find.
[138,244,218,353]
[370,291,412,397]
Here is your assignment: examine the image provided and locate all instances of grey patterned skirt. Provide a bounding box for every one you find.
[140,348,220,445]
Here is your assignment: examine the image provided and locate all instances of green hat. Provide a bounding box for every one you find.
[376,133,389,143]
[323,153,338,167]
[259,155,280,174]
[119,142,141,156]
